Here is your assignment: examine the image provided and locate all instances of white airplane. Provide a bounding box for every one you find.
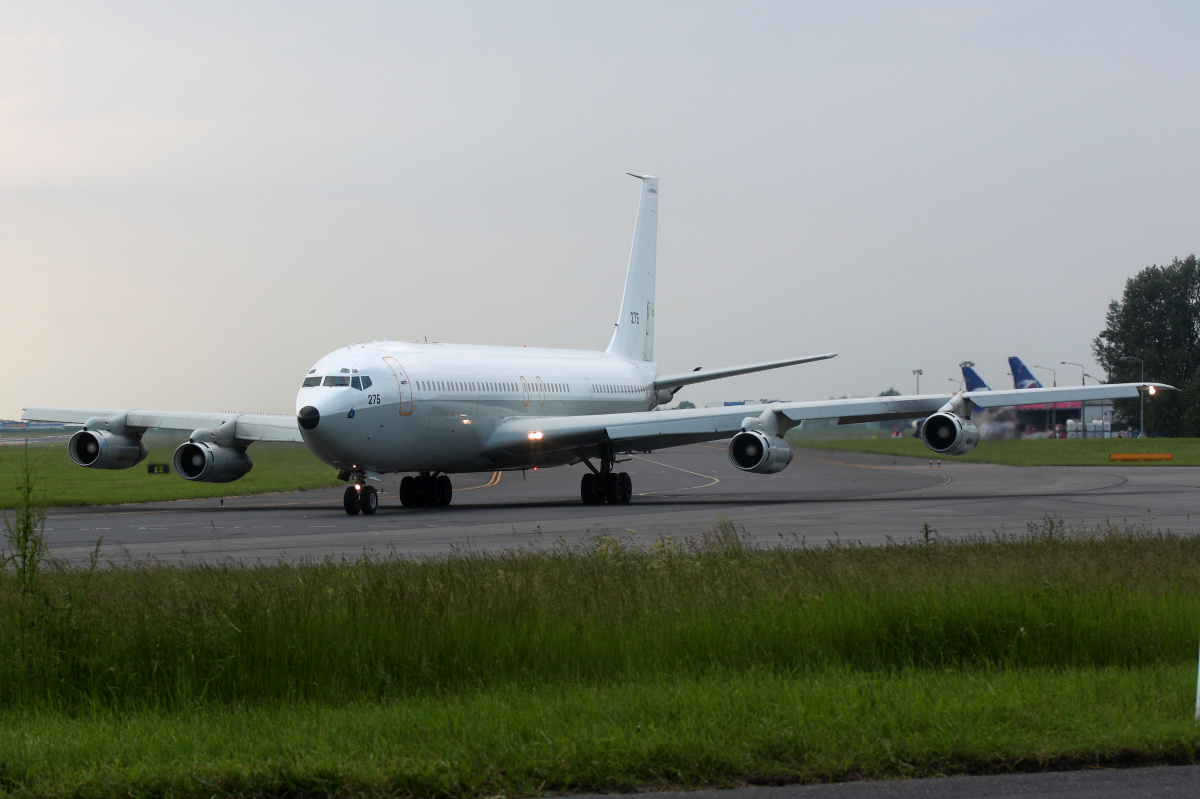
[24,176,1171,515]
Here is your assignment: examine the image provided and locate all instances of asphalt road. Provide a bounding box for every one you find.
[42,444,1200,564]
[575,765,1200,798]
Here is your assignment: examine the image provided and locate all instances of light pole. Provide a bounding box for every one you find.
[1084,374,1108,437]
[1032,364,1058,436]
[1120,355,1145,438]
[949,377,964,392]
[913,369,923,394]
[1062,361,1086,438]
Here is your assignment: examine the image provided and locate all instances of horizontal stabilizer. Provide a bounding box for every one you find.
[654,353,836,391]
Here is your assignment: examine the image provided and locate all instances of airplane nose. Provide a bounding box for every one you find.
[298,405,320,430]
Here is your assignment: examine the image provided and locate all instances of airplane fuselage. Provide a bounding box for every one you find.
[297,341,659,475]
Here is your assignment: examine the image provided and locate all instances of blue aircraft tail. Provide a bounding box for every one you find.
[1008,357,1043,389]
[961,365,991,392]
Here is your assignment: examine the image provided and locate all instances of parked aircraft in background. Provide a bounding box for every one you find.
[961,364,992,392]
[1009,357,1044,389]
[25,176,1170,515]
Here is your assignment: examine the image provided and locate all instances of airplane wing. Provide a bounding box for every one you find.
[481,382,1170,460]
[21,408,304,443]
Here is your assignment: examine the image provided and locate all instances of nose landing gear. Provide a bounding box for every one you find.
[343,483,378,515]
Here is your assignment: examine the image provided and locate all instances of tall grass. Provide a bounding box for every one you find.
[0,518,1197,713]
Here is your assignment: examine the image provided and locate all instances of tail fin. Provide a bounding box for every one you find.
[961,365,991,392]
[606,174,657,361]
[1008,357,1043,389]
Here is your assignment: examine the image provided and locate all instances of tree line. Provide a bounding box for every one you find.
[1093,255,1199,437]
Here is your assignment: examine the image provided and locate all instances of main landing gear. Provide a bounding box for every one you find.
[343,484,378,516]
[399,472,453,508]
[580,448,633,505]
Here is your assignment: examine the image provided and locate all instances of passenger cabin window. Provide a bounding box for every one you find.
[301,376,321,388]
[323,375,351,387]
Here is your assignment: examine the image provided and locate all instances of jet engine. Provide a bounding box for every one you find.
[728,430,793,474]
[68,429,148,470]
[920,412,980,456]
[172,441,253,483]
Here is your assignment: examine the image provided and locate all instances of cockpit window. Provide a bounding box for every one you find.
[361,375,372,389]
[301,376,321,388]
[323,375,351,387]
[351,376,362,390]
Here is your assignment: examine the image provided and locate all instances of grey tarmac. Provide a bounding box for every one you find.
[41,444,1200,565]
[573,764,1200,798]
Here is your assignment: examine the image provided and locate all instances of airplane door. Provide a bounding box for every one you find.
[382,357,413,415]
[520,376,530,407]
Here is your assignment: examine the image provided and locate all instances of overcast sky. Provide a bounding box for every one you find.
[3,1,1198,419]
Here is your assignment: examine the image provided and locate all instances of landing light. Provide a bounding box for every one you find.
[1148,386,1157,395]
[462,419,472,425]
[528,431,544,440]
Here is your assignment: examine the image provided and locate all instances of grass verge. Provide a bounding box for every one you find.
[2,521,1199,795]
[0,440,339,509]
[791,435,1200,466]
[2,666,1197,798]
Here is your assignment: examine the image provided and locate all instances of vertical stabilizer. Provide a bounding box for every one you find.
[1008,357,1044,389]
[961,365,991,392]
[606,174,657,361]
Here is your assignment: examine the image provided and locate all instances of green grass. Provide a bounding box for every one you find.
[2,666,1197,798]
[3,521,1200,795]
[792,434,1200,466]
[0,440,340,509]
[3,520,1198,712]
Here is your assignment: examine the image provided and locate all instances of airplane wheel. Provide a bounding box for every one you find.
[581,473,597,504]
[399,476,415,507]
[436,475,453,507]
[343,486,361,515]
[360,485,378,515]
[413,475,430,507]
[603,473,620,504]
[618,472,632,504]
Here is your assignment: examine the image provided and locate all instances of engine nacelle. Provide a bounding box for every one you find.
[68,429,147,470]
[920,412,980,455]
[173,441,253,483]
[728,430,794,474]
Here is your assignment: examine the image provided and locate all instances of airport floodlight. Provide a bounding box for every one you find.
[1031,365,1058,434]
[1120,356,1146,438]
[912,369,923,393]
[1031,365,1057,387]
[1061,361,1086,437]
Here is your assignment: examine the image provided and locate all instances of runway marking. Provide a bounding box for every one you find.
[631,455,720,494]
[458,471,502,492]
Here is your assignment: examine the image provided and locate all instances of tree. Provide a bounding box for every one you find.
[676,400,696,409]
[1093,255,1200,437]
[878,387,901,397]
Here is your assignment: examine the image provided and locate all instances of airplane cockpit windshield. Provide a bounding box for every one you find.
[301,374,373,390]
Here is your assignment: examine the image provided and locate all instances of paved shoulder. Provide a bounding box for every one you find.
[572,765,1200,799]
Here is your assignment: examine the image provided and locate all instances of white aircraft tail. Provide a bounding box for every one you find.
[606,174,658,362]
